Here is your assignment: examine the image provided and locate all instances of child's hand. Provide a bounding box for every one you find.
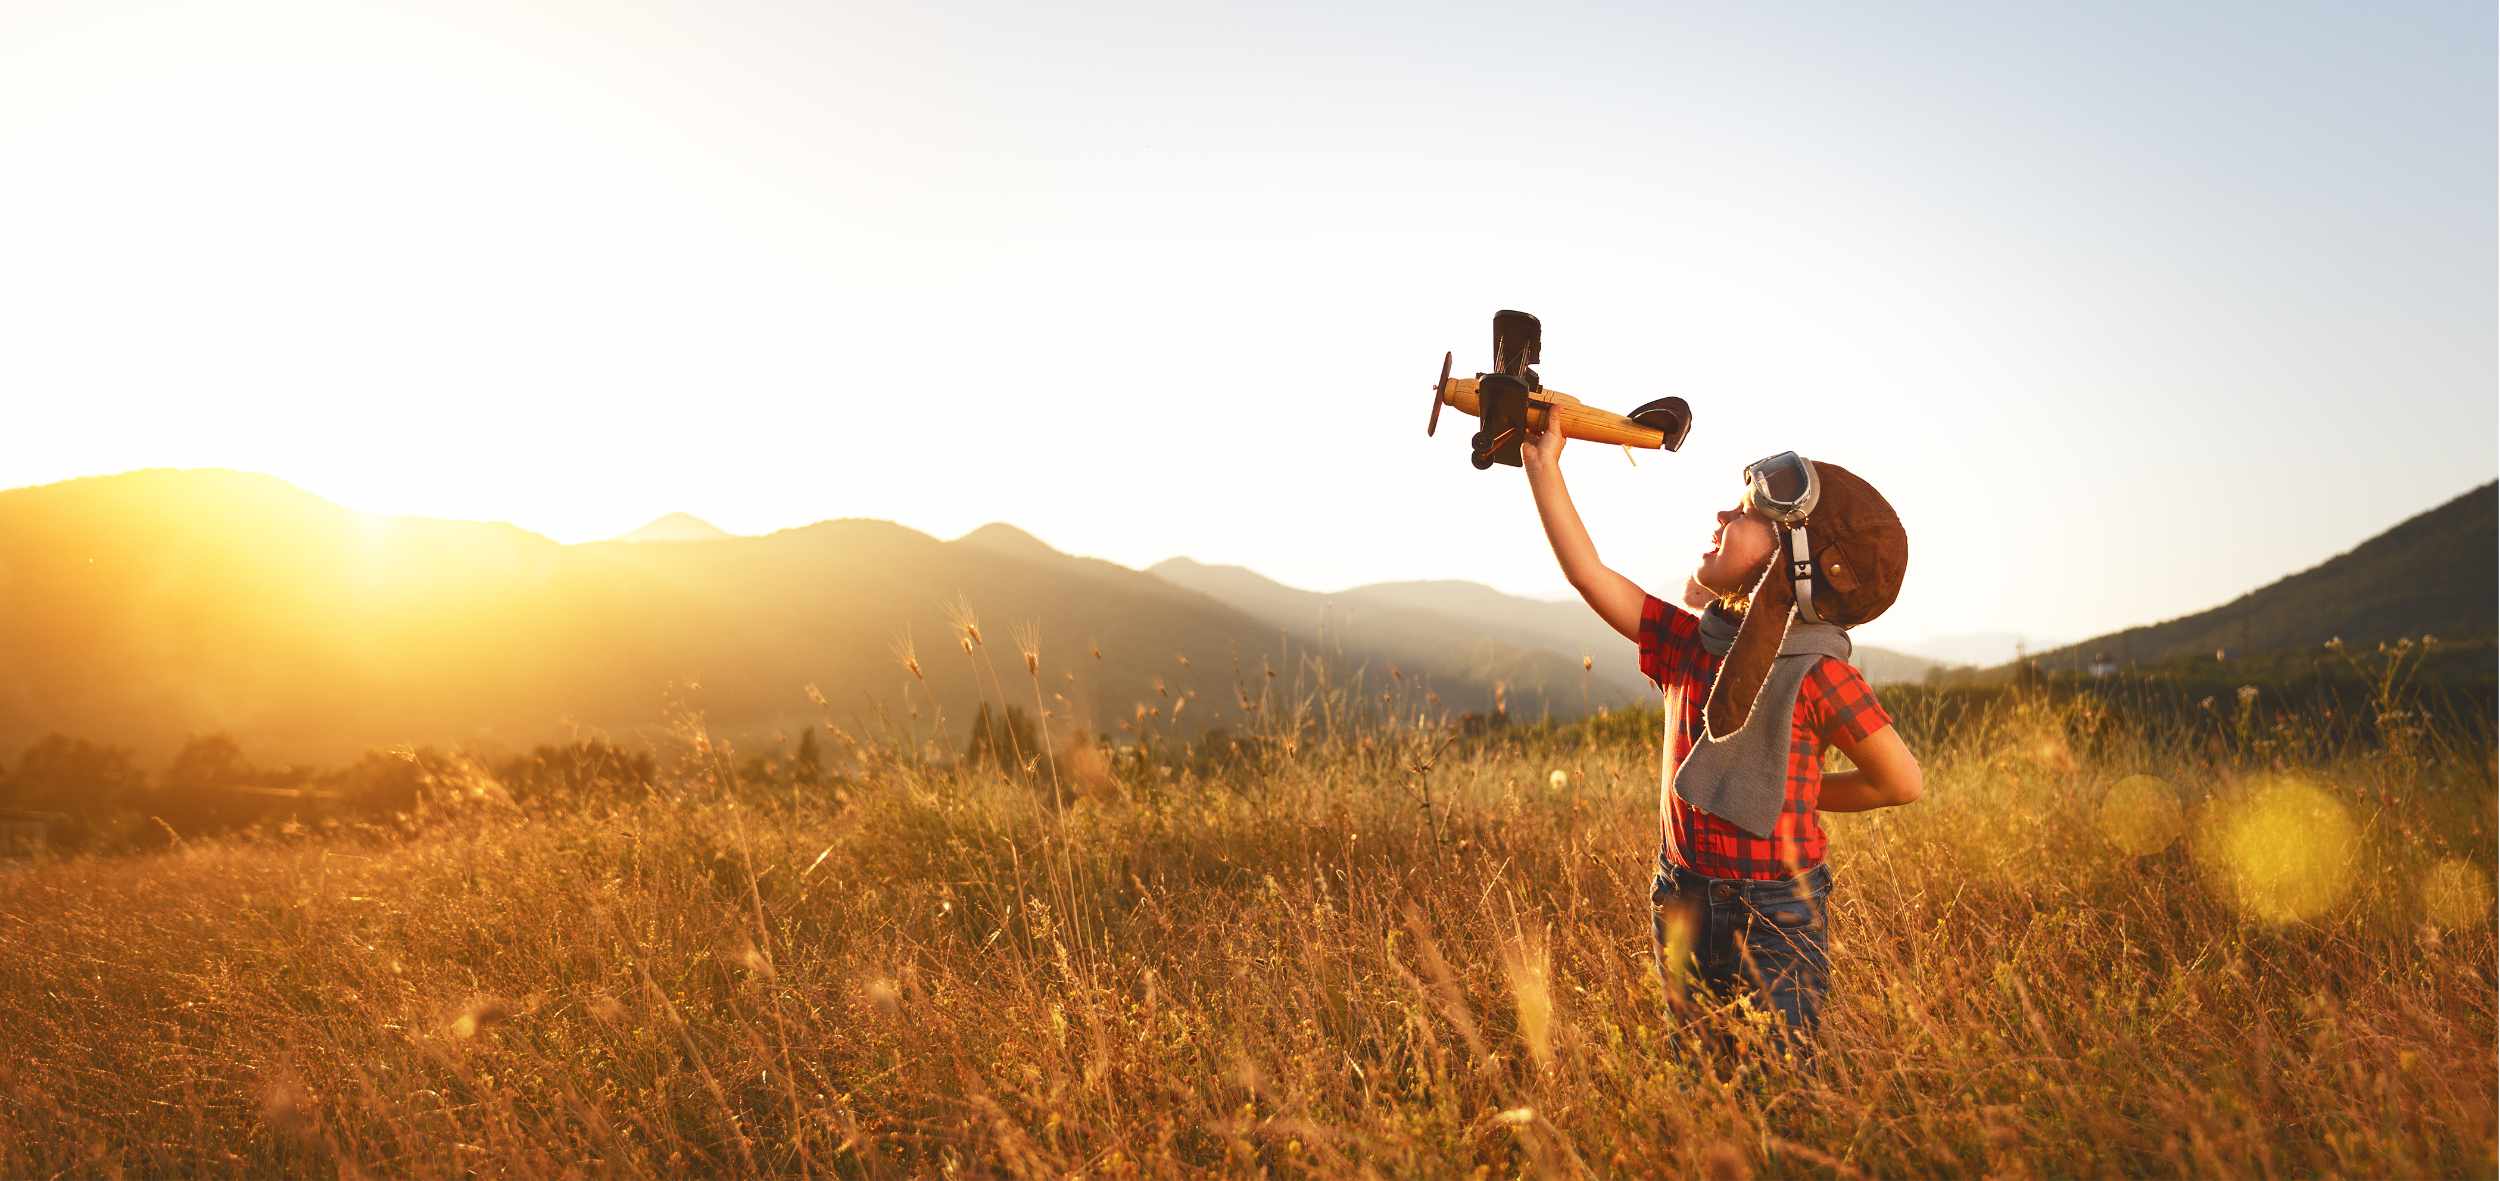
[1521,395,1577,474]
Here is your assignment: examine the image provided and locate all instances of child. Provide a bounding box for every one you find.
[1521,406,1922,1057]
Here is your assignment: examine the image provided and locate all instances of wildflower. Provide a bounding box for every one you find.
[2237,685,2259,706]
[1582,654,1593,672]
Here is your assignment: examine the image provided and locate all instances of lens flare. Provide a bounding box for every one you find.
[2210,778,2357,923]
[2419,858,2494,931]
[2096,773,2184,857]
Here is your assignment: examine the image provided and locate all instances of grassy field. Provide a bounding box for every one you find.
[1,676,2493,1178]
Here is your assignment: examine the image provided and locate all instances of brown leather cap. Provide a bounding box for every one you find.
[1798,460,1907,627]
[1704,459,1906,738]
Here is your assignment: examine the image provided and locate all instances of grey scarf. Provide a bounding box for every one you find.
[1670,604,1853,839]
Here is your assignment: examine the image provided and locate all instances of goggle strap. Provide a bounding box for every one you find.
[1786,525,1825,625]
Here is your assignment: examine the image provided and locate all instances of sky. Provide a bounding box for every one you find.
[1,0,2491,656]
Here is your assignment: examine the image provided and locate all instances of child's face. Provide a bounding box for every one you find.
[1694,498,1779,596]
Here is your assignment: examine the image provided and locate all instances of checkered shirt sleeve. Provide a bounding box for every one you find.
[1802,657,1892,745]
[1635,595,1709,692]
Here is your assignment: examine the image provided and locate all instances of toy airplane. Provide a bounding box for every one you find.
[1427,310,1693,469]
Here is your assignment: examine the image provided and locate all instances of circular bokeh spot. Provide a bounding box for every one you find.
[2097,773,2185,857]
[2420,858,2494,931]
[2212,778,2357,923]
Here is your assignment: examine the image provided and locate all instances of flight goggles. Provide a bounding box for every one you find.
[1739,450,1819,525]
[1739,451,1829,623]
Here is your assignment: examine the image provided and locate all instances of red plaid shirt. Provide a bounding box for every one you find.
[1636,594,1892,880]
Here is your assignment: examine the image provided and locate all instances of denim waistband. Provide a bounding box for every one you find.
[1653,858,1833,905]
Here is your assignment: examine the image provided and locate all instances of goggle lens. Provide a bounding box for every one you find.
[1742,451,1816,519]
[1759,460,1809,504]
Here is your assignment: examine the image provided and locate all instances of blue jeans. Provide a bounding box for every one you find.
[1651,859,1835,1053]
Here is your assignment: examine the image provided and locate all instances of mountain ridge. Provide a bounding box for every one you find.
[0,471,1568,764]
[1159,562,1940,686]
[2030,480,2497,671]
[617,512,732,543]
[4,468,2486,764]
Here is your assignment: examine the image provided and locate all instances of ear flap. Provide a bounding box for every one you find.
[1704,551,1797,739]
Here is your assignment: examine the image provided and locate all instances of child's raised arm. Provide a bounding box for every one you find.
[1521,401,1652,642]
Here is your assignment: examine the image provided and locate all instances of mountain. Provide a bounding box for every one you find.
[1328,578,1937,685]
[0,470,1570,767]
[1149,565,1938,696]
[2031,481,2497,672]
[1894,631,2055,670]
[955,522,1061,560]
[1338,580,1641,681]
[1147,560,1646,712]
[616,513,732,543]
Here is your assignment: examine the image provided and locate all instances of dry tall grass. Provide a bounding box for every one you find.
[0,683,2491,1178]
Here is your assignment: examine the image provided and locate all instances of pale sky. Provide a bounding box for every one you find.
[2,0,2492,653]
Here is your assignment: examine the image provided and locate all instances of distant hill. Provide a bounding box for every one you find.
[1333,578,1935,685]
[954,522,1062,561]
[0,471,1571,766]
[1153,566,1937,690]
[2033,481,2497,672]
[1148,560,1645,711]
[1892,631,2052,670]
[616,513,732,543]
